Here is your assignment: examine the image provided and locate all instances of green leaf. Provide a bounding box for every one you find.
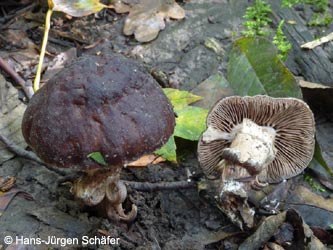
[155,136,177,162]
[51,0,106,17]
[87,152,108,166]
[314,141,333,177]
[156,89,208,162]
[163,88,202,112]
[227,37,301,98]
[174,106,208,141]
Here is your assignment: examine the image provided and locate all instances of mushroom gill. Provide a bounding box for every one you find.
[197,95,315,229]
[198,95,315,183]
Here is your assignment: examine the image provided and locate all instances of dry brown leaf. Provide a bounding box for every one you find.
[0,176,16,192]
[114,0,134,13]
[0,75,27,164]
[0,188,33,217]
[41,47,77,83]
[126,154,166,167]
[288,185,333,212]
[114,0,185,42]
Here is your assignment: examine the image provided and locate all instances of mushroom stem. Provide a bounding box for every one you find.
[220,119,277,177]
[72,168,138,222]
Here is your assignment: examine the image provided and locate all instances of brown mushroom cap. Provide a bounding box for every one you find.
[198,95,315,183]
[22,53,175,169]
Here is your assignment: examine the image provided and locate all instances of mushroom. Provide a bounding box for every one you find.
[22,52,175,221]
[198,95,315,228]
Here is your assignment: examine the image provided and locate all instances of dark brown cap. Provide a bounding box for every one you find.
[198,95,315,183]
[22,53,175,169]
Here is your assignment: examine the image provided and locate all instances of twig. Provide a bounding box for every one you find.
[301,32,333,49]
[123,180,197,192]
[0,132,41,164]
[0,56,34,100]
[0,3,37,28]
[0,132,67,176]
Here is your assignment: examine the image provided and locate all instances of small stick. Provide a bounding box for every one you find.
[124,180,197,192]
[0,132,41,164]
[0,56,34,100]
[0,132,68,176]
[301,32,333,49]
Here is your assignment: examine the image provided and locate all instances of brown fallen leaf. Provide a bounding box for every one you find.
[114,0,134,13]
[288,185,333,211]
[41,47,77,83]
[0,188,33,216]
[0,176,16,192]
[114,0,185,42]
[239,209,326,250]
[284,185,333,229]
[0,75,27,164]
[311,226,333,245]
[126,154,165,167]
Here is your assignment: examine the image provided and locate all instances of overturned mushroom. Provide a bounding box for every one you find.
[22,52,175,221]
[198,95,315,229]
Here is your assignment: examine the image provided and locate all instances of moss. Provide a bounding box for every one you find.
[273,20,292,61]
[241,0,272,37]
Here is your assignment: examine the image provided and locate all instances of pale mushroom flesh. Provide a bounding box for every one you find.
[71,168,137,222]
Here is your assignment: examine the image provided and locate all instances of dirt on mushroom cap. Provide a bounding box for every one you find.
[198,95,315,183]
[22,53,175,170]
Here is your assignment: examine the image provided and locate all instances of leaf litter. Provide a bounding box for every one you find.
[114,0,185,42]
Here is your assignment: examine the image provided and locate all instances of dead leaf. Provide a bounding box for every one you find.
[50,0,107,17]
[126,154,165,167]
[0,176,16,192]
[301,32,333,49]
[0,188,33,217]
[41,47,77,83]
[191,73,234,110]
[114,0,185,42]
[0,75,27,164]
[311,226,333,245]
[239,209,326,250]
[284,185,333,228]
[289,185,333,211]
[239,211,287,250]
[114,0,135,13]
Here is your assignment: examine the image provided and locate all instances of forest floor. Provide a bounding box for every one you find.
[1,1,333,249]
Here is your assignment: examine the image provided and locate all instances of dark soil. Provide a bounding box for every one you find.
[1,0,333,249]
